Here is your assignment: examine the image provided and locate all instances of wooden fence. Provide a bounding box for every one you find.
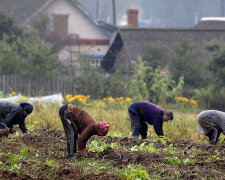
[0,75,76,96]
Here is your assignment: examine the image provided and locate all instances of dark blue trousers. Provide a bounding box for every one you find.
[128,103,148,139]
[208,125,222,145]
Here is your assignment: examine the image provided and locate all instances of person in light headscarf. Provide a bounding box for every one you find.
[197,110,225,145]
[59,104,110,158]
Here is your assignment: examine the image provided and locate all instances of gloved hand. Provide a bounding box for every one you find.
[78,149,87,157]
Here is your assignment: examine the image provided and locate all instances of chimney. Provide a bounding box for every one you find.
[127,9,138,27]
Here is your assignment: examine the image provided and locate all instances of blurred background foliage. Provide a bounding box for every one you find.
[0,10,224,110]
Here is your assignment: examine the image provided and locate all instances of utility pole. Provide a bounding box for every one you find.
[112,0,116,25]
[221,0,225,16]
[96,0,99,19]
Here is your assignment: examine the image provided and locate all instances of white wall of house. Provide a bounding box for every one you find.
[58,44,108,66]
[44,0,108,39]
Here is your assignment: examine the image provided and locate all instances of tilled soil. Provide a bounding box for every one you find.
[0,129,225,179]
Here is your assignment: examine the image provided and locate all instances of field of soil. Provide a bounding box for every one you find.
[0,128,225,179]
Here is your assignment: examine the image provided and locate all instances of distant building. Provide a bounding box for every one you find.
[0,0,117,70]
[102,10,225,74]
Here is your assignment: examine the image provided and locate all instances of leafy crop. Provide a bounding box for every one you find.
[0,146,29,170]
[5,152,22,170]
[87,140,120,152]
[167,156,180,166]
[130,142,156,153]
[183,158,196,164]
[119,164,150,180]
[208,150,220,162]
[152,134,168,144]
[163,144,176,154]
[46,158,55,167]
[20,147,29,157]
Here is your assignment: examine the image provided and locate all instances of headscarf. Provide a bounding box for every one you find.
[98,122,110,135]
[20,102,33,114]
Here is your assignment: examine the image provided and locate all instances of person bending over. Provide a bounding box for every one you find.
[128,101,173,139]
[0,101,33,137]
[59,104,110,158]
[197,110,225,145]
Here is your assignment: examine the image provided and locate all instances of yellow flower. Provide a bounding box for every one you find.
[125,97,132,102]
[11,91,17,96]
[66,94,73,100]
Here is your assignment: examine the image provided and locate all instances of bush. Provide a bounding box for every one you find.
[195,87,225,110]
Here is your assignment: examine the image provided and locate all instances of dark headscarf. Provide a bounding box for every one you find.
[20,102,33,114]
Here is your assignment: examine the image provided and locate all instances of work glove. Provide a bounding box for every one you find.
[78,149,87,157]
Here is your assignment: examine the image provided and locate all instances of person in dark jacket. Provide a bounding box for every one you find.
[128,101,173,139]
[0,101,33,136]
[197,110,225,145]
[59,104,110,158]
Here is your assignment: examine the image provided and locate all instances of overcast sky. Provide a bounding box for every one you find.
[81,0,224,28]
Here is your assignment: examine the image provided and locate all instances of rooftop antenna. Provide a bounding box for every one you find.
[221,0,225,16]
[112,0,116,25]
[96,0,99,19]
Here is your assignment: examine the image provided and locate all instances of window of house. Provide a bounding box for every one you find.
[89,55,104,67]
[53,15,68,38]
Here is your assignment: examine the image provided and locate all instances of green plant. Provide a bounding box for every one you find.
[0,162,4,169]
[130,142,156,153]
[46,158,55,167]
[20,147,29,157]
[208,150,220,162]
[119,164,150,180]
[163,144,176,154]
[152,134,167,144]
[167,156,180,166]
[183,158,196,164]
[76,159,109,173]
[190,148,201,158]
[6,152,22,170]
[106,131,123,137]
[127,58,150,101]
[87,140,120,152]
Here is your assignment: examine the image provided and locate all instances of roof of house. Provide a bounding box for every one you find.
[0,0,117,38]
[0,0,50,26]
[194,17,225,29]
[102,27,225,71]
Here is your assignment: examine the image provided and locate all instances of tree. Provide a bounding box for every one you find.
[16,32,61,77]
[0,35,21,74]
[0,11,22,40]
[169,39,207,96]
[75,55,128,98]
[205,39,225,89]
[142,42,165,70]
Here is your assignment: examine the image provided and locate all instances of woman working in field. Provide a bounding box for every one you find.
[197,110,225,145]
[59,104,110,158]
